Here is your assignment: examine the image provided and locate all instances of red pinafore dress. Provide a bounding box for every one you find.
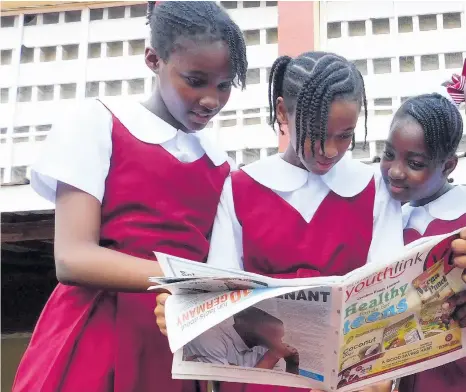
[13,107,230,392]
[219,169,376,392]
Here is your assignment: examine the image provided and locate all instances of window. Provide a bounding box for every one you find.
[107,41,123,57]
[40,46,56,62]
[227,151,236,162]
[352,142,370,159]
[246,69,260,85]
[421,54,439,71]
[35,135,48,142]
[243,108,260,115]
[244,1,260,8]
[244,30,260,46]
[348,20,366,36]
[375,140,386,156]
[243,117,261,126]
[398,16,413,33]
[24,14,37,26]
[43,12,59,25]
[11,166,28,182]
[373,58,391,74]
[374,98,393,115]
[1,49,13,65]
[38,85,54,101]
[443,13,461,29]
[14,126,29,134]
[130,4,146,18]
[1,88,9,103]
[17,86,32,102]
[128,79,145,95]
[419,14,437,31]
[220,110,236,117]
[105,80,122,96]
[20,46,34,64]
[1,127,7,134]
[129,39,145,56]
[1,16,15,28]
[265,67,272,81]
[220,119,237,127]
[401,96,411,103]
[36,124,51,132]
[60,84,76,99]
[88,43,101,58]
[372,18,390,34]
[220,1,237,9]
[353,60,367,75]
[445,52,463,69]
[85,82,99,98]
[266,1,278,6]
[266,28,278,44]
[65,10,81,23]
[90,8,104,21]
[327,22,342,39]
[108,6,125,19]
[267,147,278,156]
[399,56,415,72]
[62,44,79,60]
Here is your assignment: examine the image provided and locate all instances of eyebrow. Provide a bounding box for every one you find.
[384,141,430,159]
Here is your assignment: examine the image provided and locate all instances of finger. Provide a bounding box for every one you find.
[459,229,466,240]
[452,237,466,255]
[453,255,466,269]
[156,293,171,305]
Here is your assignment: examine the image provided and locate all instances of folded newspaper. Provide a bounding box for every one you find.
[150,229,466,391]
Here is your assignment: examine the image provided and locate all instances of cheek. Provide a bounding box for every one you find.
[218,89,232,109]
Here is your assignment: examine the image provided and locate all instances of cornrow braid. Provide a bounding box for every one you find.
[147,1,248,90]
[393,93,463,162]
[268,51,368,157]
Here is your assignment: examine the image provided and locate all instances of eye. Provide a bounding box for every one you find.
[408,160,426,170]
[339,132,353,140]
[184,76,205,88]
[218,81,233,92]
[383,149,394,160]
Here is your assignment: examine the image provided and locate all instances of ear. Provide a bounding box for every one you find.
[145,46,162,74]
[442,155,458,177]
[276,97,290,136]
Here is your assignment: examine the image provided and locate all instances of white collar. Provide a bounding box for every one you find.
[100,98,228,167]
[242,153,374,197]
[220,319,250,353]
[402,185,466,227]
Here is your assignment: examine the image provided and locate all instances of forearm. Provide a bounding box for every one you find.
[254,351,281,369]
[55,243,164,292]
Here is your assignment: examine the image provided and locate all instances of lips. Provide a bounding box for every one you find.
[190,111,214,124]
[388,181,408,194]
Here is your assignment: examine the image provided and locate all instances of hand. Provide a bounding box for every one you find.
[154,293,171,336]
[311,380,393,392]
[269,342,298,360]
[451,229,466,272]
[443,290,466,328]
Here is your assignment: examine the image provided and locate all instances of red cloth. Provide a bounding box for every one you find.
[445,59,466,105]
[400,217,466,392]
[13,109,229,392]
[219,169,375,392]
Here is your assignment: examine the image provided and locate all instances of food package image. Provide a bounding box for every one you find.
[340,326,385,372]
[418,301,455,338]
[382,314,422,351]
[412,260,454,305]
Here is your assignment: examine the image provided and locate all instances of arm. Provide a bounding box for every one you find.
[54,182,163,291]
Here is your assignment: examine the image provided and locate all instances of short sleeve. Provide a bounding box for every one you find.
[367,171,405,264]
[207,177,244,270]
[31,99,113,204]
[183,330,229,365]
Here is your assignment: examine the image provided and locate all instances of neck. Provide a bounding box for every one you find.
[410,182,453,207]
[282,144,306,170]
[142,79,186,132]
[233,324,258,348]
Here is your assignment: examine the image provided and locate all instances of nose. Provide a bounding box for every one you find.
[199,89,220,112]
[388,161,406,180]
[318,139,338,159]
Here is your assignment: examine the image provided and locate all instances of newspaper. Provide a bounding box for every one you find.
[149,229,466,391]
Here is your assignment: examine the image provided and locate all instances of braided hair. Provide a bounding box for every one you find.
[392,93,463,162]
[268,52,367,156]
[146,1,247,90]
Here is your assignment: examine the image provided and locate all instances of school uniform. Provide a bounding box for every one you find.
[207,154,405,392]
[12,98,230,392]
[399,185,466,392]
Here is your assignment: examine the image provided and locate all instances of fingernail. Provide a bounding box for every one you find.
[442,303,450,309]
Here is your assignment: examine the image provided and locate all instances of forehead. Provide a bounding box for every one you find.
[388,117,428,153]
[169,38,232,75]
[327,100,360,134]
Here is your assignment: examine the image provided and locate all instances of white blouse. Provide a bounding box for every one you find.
[31,98,231,204]
[207,154,405,270]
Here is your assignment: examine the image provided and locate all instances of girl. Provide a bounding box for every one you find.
[159,51,403,392]
[380,93,466,392]
[13,2,247,392]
